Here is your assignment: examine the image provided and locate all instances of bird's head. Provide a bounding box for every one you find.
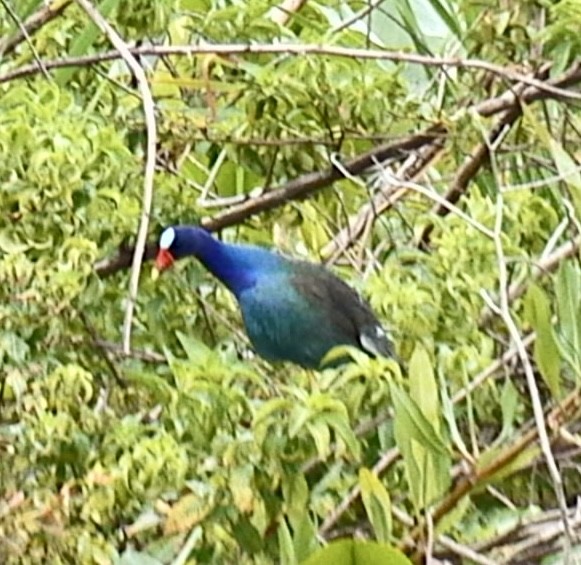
[155,226,211,271]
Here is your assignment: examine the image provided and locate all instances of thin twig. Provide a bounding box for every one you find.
[0,0,50,79]
[419,103,524,246]
[481,192,573,554]
[502,166,581,192]
[385,173,495,239]
[198,148,227,204]
[437,535,498,565]
[78,313,127,387]
[74,0,157,355]
[92,339,166,363]
[0,0,72,56]
[425,511,434,565]
[267,0,308,25]
[322,142,444,261]
[94,126,445,278]
[332,0,388,34]
[479,235,581,326]
[450,332,534,401]
[1,43,580,100]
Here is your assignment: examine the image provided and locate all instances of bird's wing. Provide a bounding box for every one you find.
[290,261,394,358]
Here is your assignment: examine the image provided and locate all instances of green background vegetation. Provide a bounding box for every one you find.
[1,0,581,563]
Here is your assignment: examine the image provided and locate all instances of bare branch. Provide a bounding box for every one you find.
[321,141,444,262]
[479,235,581,327]
[74,0,157,355]
[0,0,72,56]
[418,104,524,246]
[1,43,581,101]
[94,126,446,277]
[0,0,50,79]
[268,0,308,25]
[481,192,573,552]
[332,0,388,34]
[437,535,498,565]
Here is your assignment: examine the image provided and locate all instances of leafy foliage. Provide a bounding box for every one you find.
[1,0,581,563]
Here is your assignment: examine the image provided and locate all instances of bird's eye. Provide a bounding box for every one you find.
[160,227,176,250]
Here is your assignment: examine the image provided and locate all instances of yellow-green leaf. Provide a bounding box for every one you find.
[409,343,440,432]
[359,468,392,542]
[301,540,412,565]
[524,284,561,397]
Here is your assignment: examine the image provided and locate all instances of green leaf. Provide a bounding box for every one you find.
[438,368,469,457]
[306,420,331,459]
[549,139,581,219]
[284,473,310,526]
[232,517,263,555]
[359,468,392,542]
[499,378,519,442]
[301,540,412,565]
[555,263,581,375]
[230,464,255,514]
[289,405,312,438]
[435,495,471,536]
[55,0,121,85]
[292,514,318,563]
[409,343,440,432]
[253,398,294,427]
[117,548,163,565]
[389,382,448,456]
[523,284,561,397]
[319,412,361,459]
[0,230,28,254]
[176,330,213,361]
[0,332,29,364]
[278,519,297,565]
[391,381,451,510]
[423,0,463,38]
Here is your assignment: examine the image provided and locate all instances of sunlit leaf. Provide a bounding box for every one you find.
[301,539,412,565]
[409,343,440,432]
[55,0,121,85]
[555,263,581,376]
[117,548,163,565]
[359,468,392,542]
[523,284,561,396]
[499,378,519,443]
[278,519,296,565]
[390,382,449,456]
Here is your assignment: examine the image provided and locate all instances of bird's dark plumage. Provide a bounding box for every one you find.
[156,226,394,369]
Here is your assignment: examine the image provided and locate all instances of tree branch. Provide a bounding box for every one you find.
[481,193,572,549]
[268,0,308,25]
[0,0,72,56]
[75,0,157,354]
[418,103,524,247]
[94,125,446,277]
[1,43,581,101]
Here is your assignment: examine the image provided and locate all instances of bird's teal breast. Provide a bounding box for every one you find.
[237,278,344,368]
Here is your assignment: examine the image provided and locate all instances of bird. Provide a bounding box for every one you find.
[155,226,394,369]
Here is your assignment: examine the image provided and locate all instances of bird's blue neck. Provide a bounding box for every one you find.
[176,228,283,296]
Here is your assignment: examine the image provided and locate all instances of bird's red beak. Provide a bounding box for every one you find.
[155,248,175,271]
